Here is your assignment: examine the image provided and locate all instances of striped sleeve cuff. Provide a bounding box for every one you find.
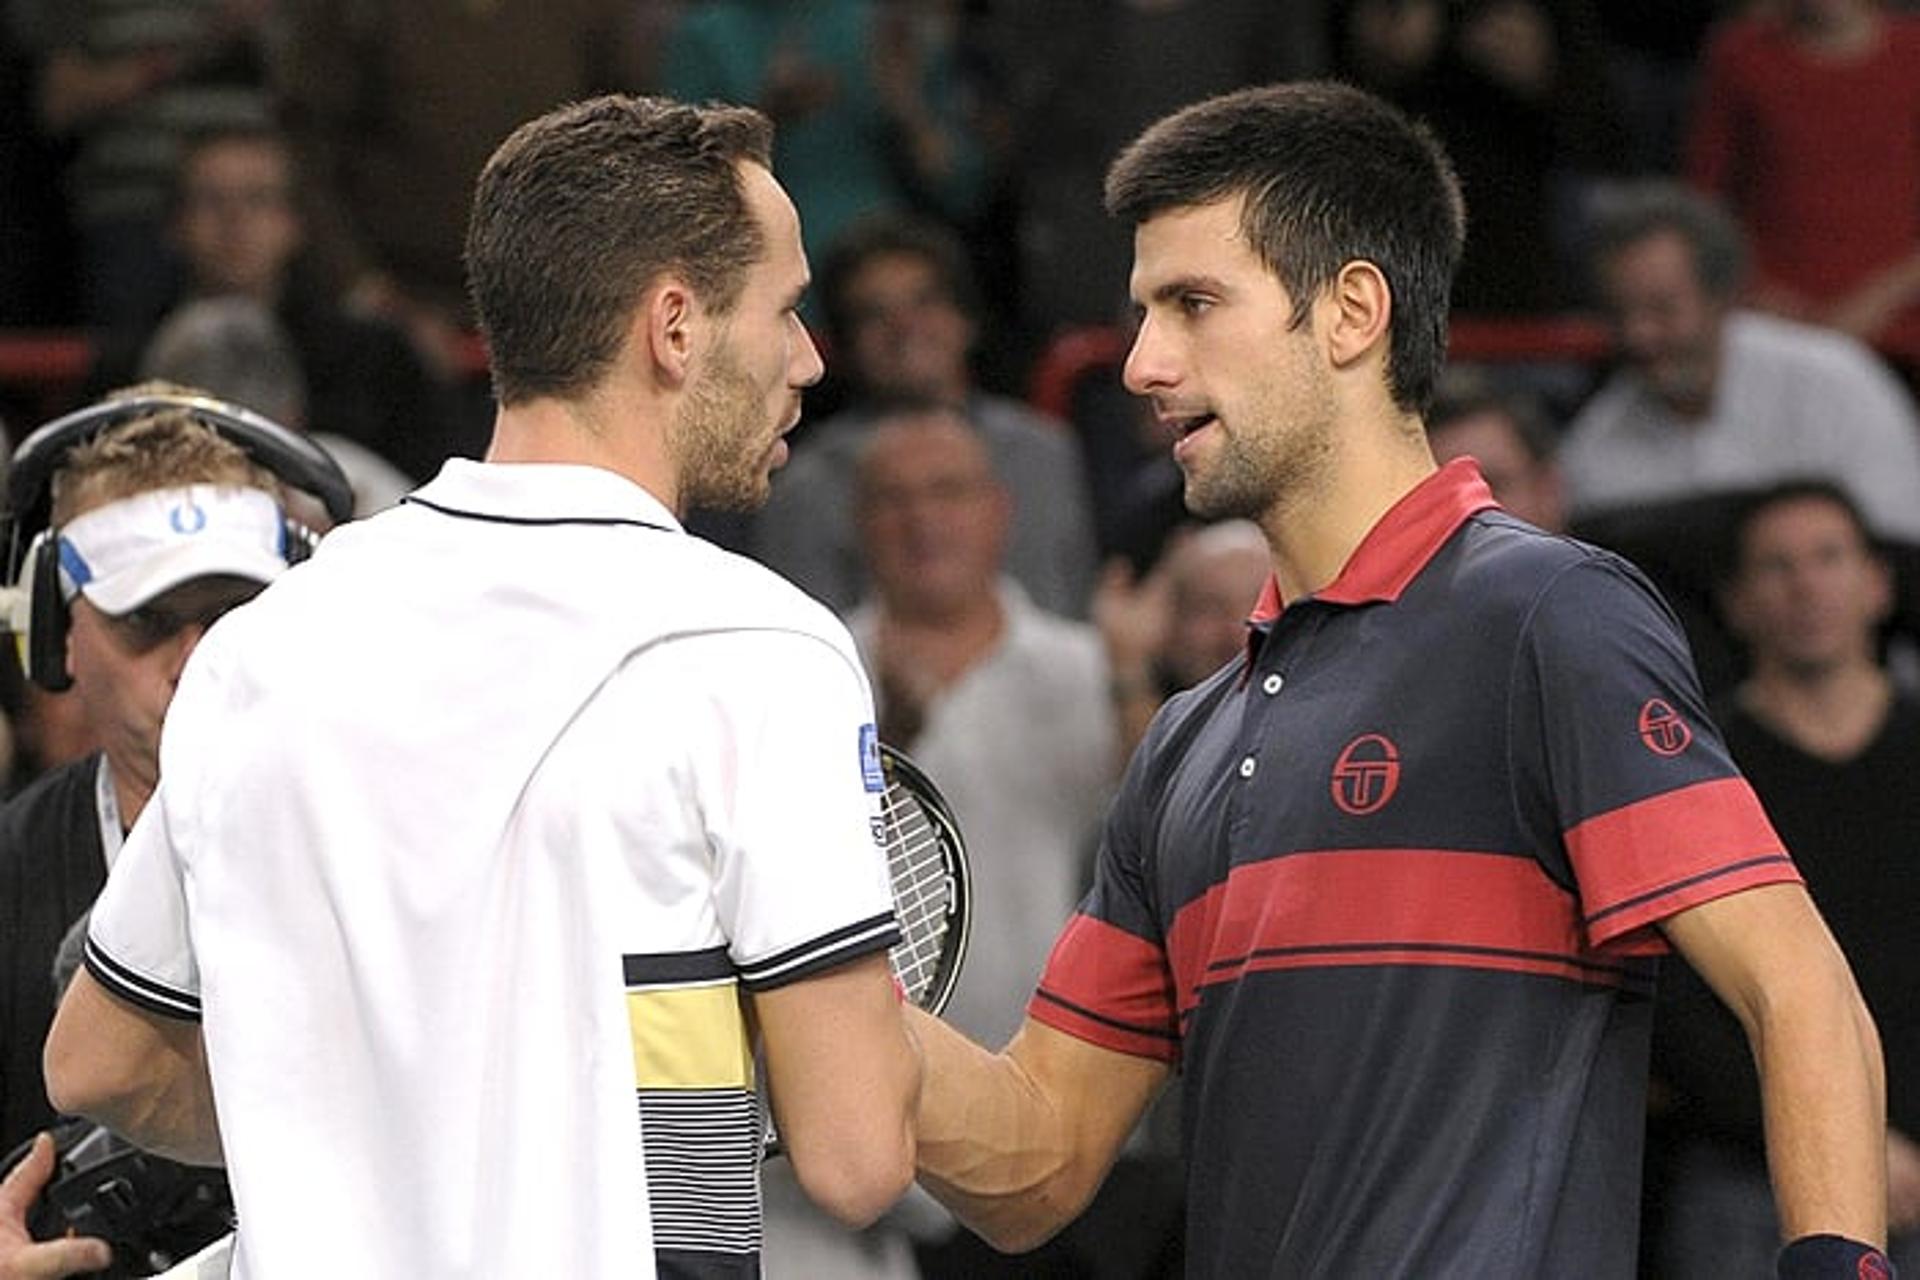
[84,938,201,1022]
[736,911,901,991]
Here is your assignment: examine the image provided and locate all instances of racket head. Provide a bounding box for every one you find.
[877,743,970,1018]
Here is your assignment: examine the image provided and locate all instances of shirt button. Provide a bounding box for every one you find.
[1238,756,1257,779]
[1262,674,1284,695]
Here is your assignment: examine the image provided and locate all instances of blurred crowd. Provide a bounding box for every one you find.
[1,0,1918,1276]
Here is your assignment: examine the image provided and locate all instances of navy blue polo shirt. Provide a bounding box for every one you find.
[1031,460,1797,1279]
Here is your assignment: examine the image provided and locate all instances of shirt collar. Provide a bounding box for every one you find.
[408,459,684,531]
[1249,457,1497,625]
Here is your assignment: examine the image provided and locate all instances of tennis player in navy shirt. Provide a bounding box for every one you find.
[907,81,1893,1280]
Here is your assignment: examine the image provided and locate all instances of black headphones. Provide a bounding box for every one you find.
[3,392,354,692]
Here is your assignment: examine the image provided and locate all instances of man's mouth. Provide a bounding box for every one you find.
[1169,412,1218,440]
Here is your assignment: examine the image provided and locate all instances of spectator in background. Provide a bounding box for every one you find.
[275,0,663,362]
[756,214,1099,617]
[845,404,1136,1279]
[1653,480,1920,1275]
[1686,0,1920,350]
[0,396,292,1159]
[1561,181,1920,544]
[851,405,1115,1049]
[91,124,466,481]
[138,296,410,516]
[24,0,276,326]
[985,0,1324,349]
[662,0,987,270]
[1426,369,1565,532]
[1335,0,1624,313]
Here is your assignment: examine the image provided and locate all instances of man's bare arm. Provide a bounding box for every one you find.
[909,1008,1170,1252]
[1661,882,1886,1246]
[751,952,921,1228]
[43,970,222,1168]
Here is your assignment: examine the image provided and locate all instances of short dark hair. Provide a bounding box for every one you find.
[1724,479,1881,584]
[1585,181,1748,303]
[465,95,774,407]
[817,213,980,352]
[1104,81,1465,415]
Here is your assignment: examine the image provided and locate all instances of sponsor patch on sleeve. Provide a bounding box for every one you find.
[859,723,885,793]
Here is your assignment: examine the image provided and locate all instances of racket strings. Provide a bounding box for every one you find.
[881,782,953,1005]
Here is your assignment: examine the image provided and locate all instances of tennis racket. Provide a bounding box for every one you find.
[763,742,970,1158]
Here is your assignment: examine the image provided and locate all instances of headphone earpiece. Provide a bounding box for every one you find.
[23,530,71,692]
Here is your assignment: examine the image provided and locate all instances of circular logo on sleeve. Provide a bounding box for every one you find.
[1636,698,1692,757]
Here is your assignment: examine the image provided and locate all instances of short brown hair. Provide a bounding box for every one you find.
[52,384,279,524]
[465,95,775,407]
[1106,82,1465,415]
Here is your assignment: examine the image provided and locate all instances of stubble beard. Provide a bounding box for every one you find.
[672,349,775,514]
[1182,372,1337,526]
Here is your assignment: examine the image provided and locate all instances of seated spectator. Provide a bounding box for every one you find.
[839,403,1160,1280]
[1427,370,1567,532]
[1651,480,1920,1276]
[139,296,411,516]
[91,124,469,483]
[755,215,1099,616]
[1686,0,1920,348]
[1561,181,1920,544]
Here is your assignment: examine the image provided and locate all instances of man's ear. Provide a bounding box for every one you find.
[1324,259,1393,372]
[641,278,700,388]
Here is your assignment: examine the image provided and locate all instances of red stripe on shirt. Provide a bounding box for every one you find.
[1565,777,1799,951]
[1164,848,1634,1014]
[1028,914,1179,1061]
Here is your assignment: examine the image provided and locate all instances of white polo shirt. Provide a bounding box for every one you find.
[86,461,899,1279]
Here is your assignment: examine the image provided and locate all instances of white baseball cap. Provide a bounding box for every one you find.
[56,485,289,615]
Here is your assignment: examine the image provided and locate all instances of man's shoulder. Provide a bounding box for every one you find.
[1726,310,1886,378]
[1445,513,1656,629]
[1563,374,1657,451]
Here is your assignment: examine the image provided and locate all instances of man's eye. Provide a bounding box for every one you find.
[1180,295,1213,316]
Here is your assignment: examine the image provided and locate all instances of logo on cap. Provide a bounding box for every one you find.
[1637,698,1692,757]
[1331,733,1399,816]
[169,500,208,535]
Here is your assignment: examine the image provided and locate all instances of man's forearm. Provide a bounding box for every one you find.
[909,1008,1165,1253]
[1752,963,1887,1246]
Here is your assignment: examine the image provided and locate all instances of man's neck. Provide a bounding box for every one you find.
[877,590,1005,689]
[1262,417,1436,604]
[1738,660,1892,764]
[103,755,153,831]
[487,394,680,513]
